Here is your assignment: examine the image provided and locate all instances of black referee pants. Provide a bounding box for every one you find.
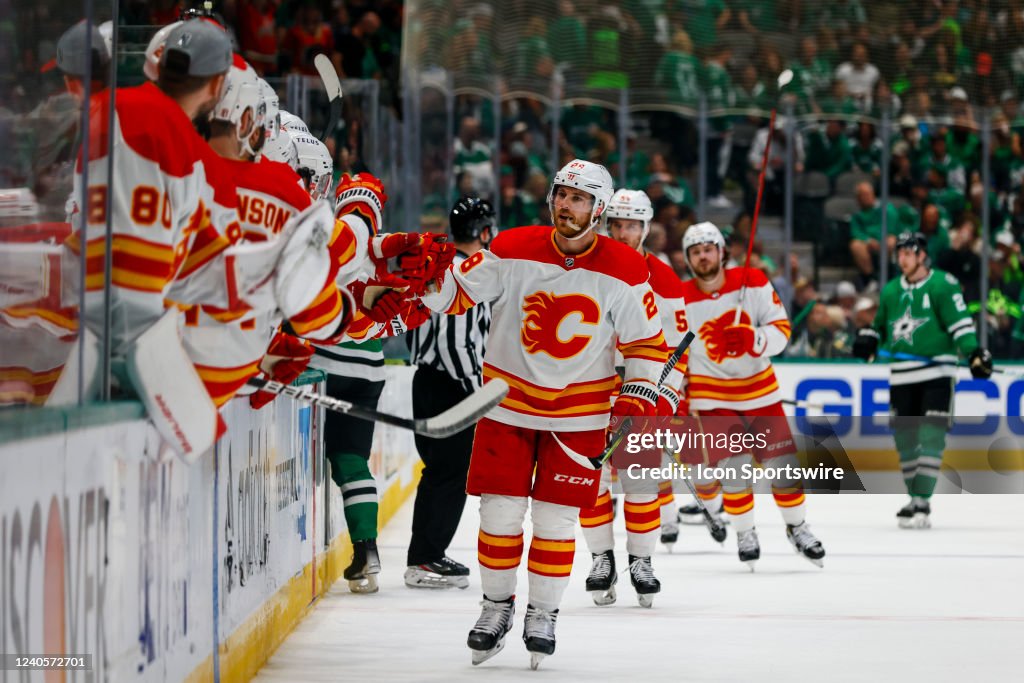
[407,365,477,566]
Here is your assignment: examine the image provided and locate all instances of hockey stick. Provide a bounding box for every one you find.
[313,54,343,143]
[782,398,826,411]
[672,459,727,544]
[590,331,696,468]
[246,376,509,438]
[875,349,1022,379]
[734,69,794,325]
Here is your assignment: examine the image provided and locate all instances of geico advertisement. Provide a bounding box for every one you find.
[775,362,1024,441]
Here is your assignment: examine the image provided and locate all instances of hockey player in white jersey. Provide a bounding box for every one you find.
[679,222,826,569]
[577,189,686,607]
[422,160,668,668]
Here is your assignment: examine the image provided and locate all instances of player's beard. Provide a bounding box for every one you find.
[691,255,721,282]
[192,100,217,140]
[554,210,588,237]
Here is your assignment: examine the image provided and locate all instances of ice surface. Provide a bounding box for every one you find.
[254,494,1023,682]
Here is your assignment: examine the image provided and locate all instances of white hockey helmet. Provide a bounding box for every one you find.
[547,159,614,236]
[257,78,281,143]
[604,189,654,243]
[142,21,183,81]
[280,111,311,135]
[682,221,726,257]
[291,132,334,201]
[211,58,264,157]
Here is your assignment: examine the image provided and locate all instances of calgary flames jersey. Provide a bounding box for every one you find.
[646,252,688,395]
[69,82,242,355]
[423,226,667,431]
[680,267,791,411]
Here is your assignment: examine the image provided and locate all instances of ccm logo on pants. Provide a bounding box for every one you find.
[553,474,595,485]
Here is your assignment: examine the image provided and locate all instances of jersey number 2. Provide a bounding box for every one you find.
[643,291,657,320]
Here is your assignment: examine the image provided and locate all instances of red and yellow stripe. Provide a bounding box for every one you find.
[343,309,379,341]
[478,530,524,571]
[194,361,261,408]
[770,319,792,340]
[445,280,477,316]
[579,491,614,528]
[483,365,617,418]
[527,537,575,578]
[331,219,359,269]
[617,331,668,363]
[723,490,754,516]
[178,223,232,280]
[695,481,722,500]
[772,489,805,508]
[624,498,661,534]
[0,365,65,406]
[289,286,343,338]
[688,366,779,402]
[657,480,675,506]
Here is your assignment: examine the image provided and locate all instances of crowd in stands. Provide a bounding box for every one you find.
[3,0,1023,357]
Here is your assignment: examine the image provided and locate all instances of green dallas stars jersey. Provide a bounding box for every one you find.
[872,269,979,385]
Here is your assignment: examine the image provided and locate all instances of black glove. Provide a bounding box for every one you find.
[969,347,994,379]
[853,328,880,361]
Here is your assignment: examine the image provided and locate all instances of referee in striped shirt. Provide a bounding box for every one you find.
[404,197,495,589]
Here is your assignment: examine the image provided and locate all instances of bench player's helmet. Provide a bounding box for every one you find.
[450,197,496,245]
[603,189,654,244]
[682,221,727,264]
[143,21,183,81]
[547,159,614,238]
[210,57,264,158]
[257,78,281,146]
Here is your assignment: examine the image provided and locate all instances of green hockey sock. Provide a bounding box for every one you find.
[893,429,919,493]
[329,452,378,541]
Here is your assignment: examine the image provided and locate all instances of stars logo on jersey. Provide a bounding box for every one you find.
[890,307,928,344]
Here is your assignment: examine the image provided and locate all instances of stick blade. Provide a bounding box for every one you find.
[417,379,509,438]
[313,54,343,100]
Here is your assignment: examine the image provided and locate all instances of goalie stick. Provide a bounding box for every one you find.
[589,331,696,469]
[246,376,509,438]
[313,54,343,142]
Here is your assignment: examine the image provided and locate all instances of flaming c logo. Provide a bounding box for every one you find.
[700,309,752,364]
[521,291,601,359]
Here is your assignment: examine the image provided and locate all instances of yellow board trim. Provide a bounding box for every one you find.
[185,460,424,683]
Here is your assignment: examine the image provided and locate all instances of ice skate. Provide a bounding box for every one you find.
[660,520,679,552]
[897,498,931,529]
[523,604,558,670]
[344,539,381,593]
[467,596,515,665]
[736,528,760,571]
[585,550,617,605]
[786,522,826,568]
[404,556,470,589]
[628,555,661,608]
[678,498,725,525]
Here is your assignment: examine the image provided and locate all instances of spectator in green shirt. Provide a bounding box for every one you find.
[805,119,853,182]
[849,181,899,286]
[674,0,731,52]
[548,0,587,69]
[946,116,981,175]
[926,167,966,220]
[704,43,735,205]
[816,78,858,118]
[919,202,953,261]
[924,131,967,192]
[790,36,834,109]
[654,30,702,107]
[851,121,883,177]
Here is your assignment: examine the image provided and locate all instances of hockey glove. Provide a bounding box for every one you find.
[349,273,411,323]
[656,384,682,416]
[369,232,423,276]
[853,327,880,361]
[969,347,994,379]
[250,333,315,410]
[395,233,457,296]
[335,173,388,235]
[723,324,763,357]
[612,381,658,427]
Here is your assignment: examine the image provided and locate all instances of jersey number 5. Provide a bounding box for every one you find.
[675,310,688,333]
